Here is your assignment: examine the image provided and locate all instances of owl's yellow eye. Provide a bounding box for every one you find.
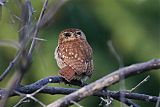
[63,32,71,37]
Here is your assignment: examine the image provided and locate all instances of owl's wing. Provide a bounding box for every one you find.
[77,40,93,77]
[85,59,93,77]
[59,39,93,77]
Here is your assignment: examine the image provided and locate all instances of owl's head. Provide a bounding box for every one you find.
[58,28,86,43]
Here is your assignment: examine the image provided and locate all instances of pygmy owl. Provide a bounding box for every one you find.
[54,28,93,82]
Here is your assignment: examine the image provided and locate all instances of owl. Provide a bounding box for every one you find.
[54,28,93,82]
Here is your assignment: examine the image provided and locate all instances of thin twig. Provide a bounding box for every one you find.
[31,84,48,96]
[0,40,20,49]
[107,40,124,68]
[129,75,150,92]
[107,40,125,107]
[70,100,83,107]
[32,37,47,41]
[0,69,25,107]
[29,96,46,107]
[13,97,28,107]
[14,84,47,107]
[0,51,21,81]
[28,0,48,56]
[99,97,113,106]
[39,0,68,28]
[13,14,22,21]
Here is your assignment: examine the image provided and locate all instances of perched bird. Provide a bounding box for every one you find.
[55,28,93,82]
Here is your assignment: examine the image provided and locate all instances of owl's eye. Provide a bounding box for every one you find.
[63,32,71,37]
[76,31,82,36]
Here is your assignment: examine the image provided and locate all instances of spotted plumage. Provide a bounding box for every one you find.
[55,28,93,82]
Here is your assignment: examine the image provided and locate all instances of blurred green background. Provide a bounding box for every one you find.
[0,0,160,107]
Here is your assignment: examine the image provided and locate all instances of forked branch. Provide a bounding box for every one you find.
[47,59,160,107]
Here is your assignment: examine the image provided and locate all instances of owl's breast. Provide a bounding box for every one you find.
[59,39,91,61]
[55,39,93,76]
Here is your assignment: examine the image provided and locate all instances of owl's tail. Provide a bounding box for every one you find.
[59,66,75,82]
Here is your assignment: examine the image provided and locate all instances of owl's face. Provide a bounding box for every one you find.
[58,28,86,43]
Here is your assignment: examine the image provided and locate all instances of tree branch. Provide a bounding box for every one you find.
[39,0,68,28]
[0,0,49,106]
[28,0,48,56]
[1,59,159,106]
[0,86,159,104]
[46,59,160,107]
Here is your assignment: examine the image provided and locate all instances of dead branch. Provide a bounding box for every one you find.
[0,0,48,106]
[0,85,159,104]
[47,59,160,107]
